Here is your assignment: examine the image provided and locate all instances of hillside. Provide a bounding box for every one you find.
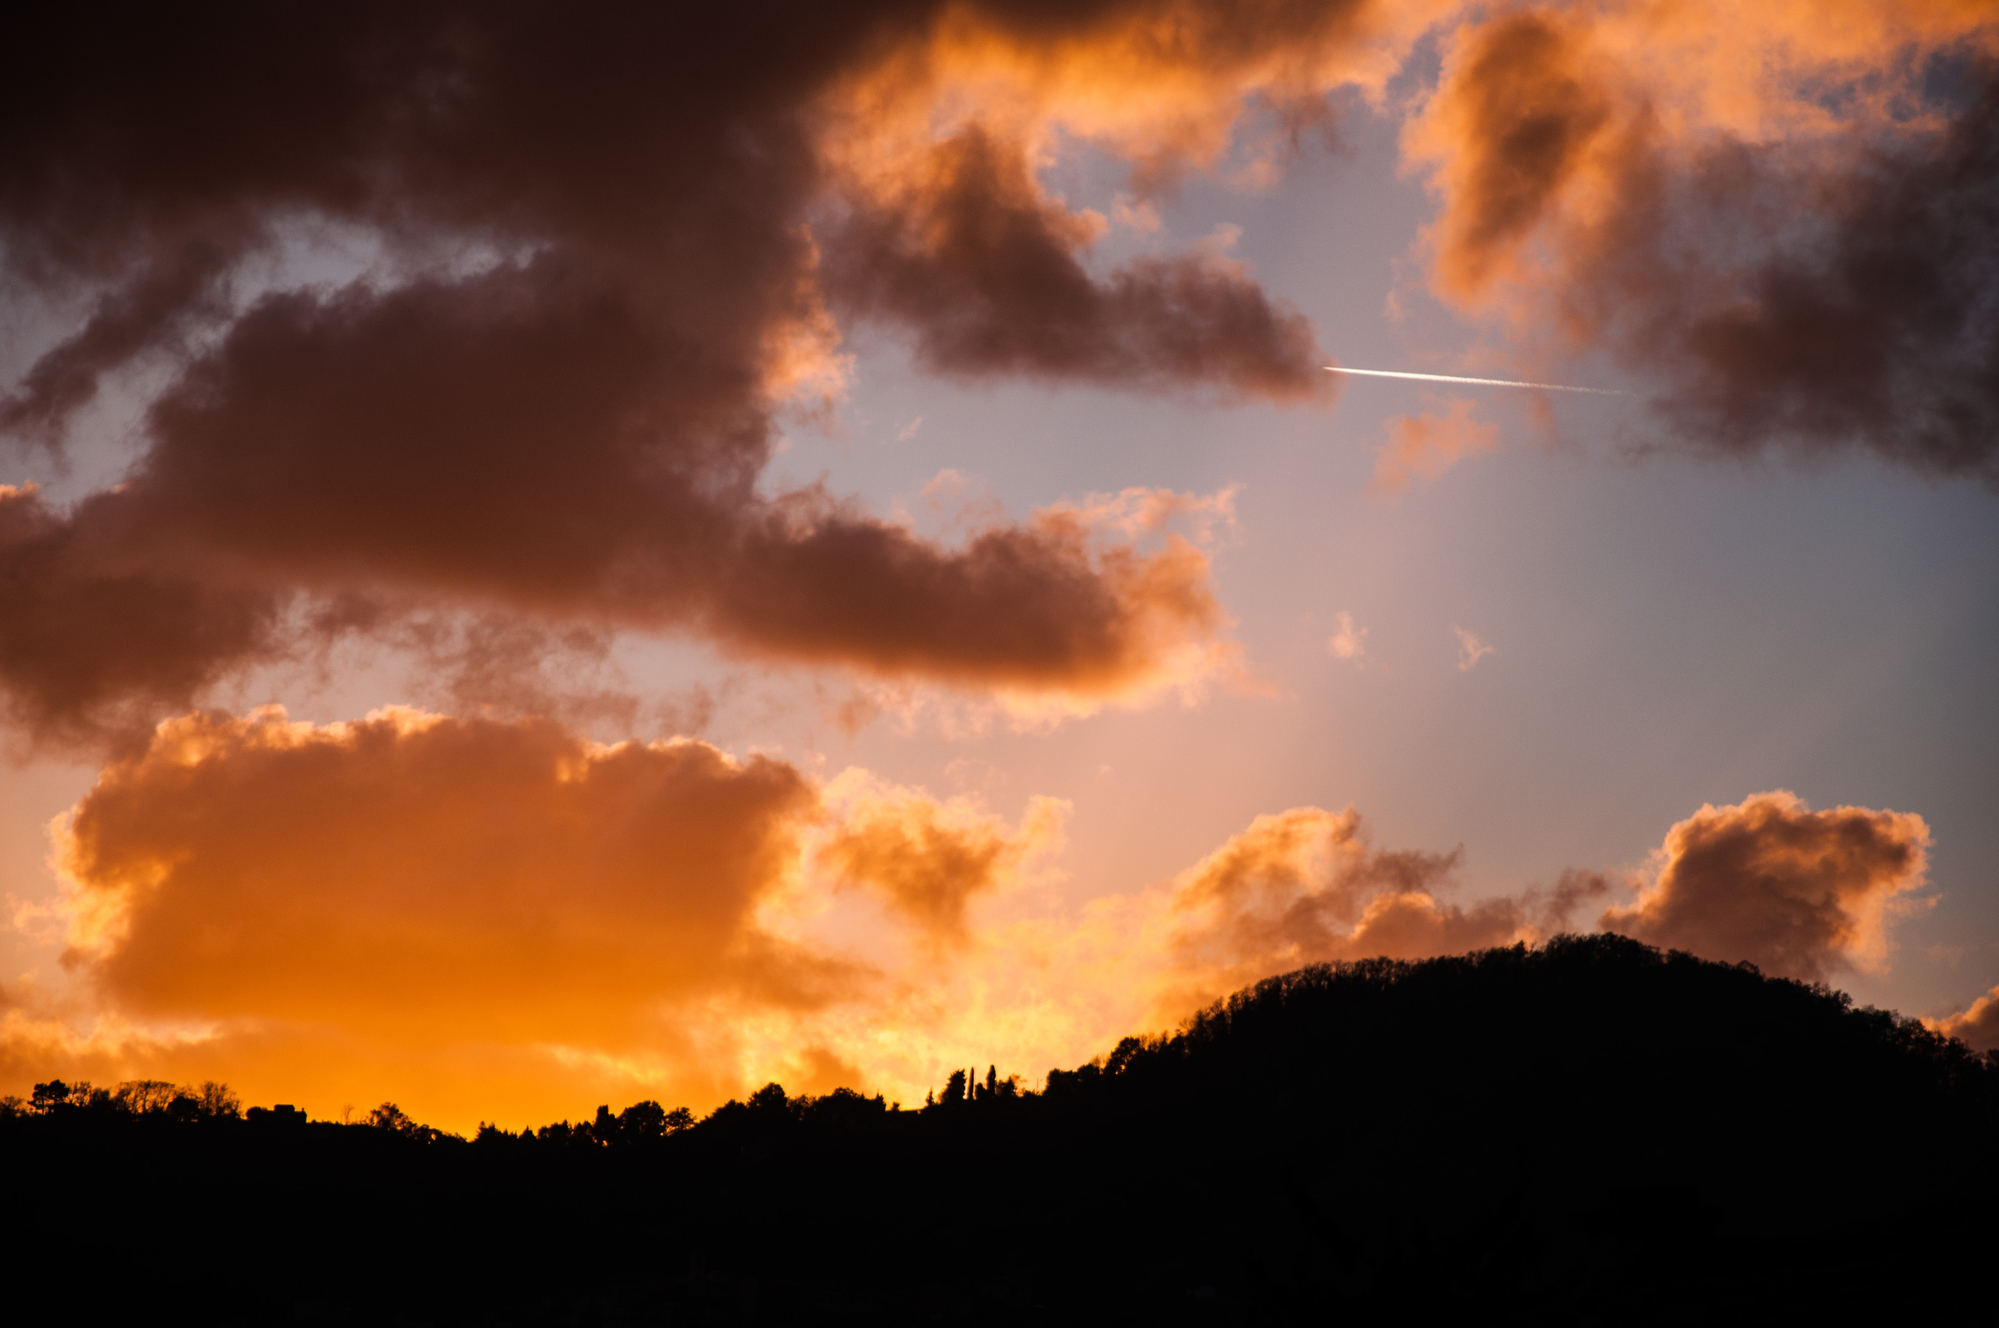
[8,934,1994,1324]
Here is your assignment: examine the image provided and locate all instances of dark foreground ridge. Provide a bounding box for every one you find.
[9,935,1996,1324]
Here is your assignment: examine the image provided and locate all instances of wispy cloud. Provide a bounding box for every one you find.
[1372,399,1499,495]
[1327,611,1368,664]
[1455,626,1496,671]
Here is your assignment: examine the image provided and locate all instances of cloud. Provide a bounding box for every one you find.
[8,3,1983,745]
[897,416,925,441]
[0,242,235,452]
[1599,790,1930,983]
[3,738,1938,1128]
[0,484,286,747]
[1931,984,1999,1051]
[1411,11,1614,306]
[1372,398,1499,494]
[818,772,1067,948]
[1327,611,1368,662]
[0,710,1597,1125]
[53,707,838,1043]
[0,1,1408,745]
[821,124,1329,402]
[3,331,1240,738]
[0,704,1094,1124]
[1156,805,1604,1015]
[1454,626,1495,671]
[1406,4,1999,479]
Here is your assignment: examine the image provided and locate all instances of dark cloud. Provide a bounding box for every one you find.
[1416,7,1999,479]
[0,241,235,452]
[822,125,1329,401]
[0,484,283,746]
[0,0,1350,741]
[12,0,1982,748]
[1639,73,1999,476]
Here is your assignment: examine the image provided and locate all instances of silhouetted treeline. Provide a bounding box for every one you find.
[6,935,1995,1325]
[4,1075,244,1120]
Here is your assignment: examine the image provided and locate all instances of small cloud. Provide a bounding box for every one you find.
[1454,626,1495,672]
[1111,194,1162,235]
[1327,611,1368,664]
[896,416,924,441]
[1371,399,1498,496]
[1927,943,1967,969]
[915,468,1006,533]
[1198,222,1244,256]
[1932,983,1999,1051]
[920,468,968,499]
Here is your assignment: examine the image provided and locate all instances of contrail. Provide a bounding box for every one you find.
[1326,365,1622,396]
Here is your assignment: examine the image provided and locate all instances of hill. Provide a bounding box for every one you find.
[7,934,1993,1324]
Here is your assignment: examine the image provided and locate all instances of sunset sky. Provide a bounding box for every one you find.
[3,0,1996,1132]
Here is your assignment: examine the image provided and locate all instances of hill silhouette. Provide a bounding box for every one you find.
[7,934,1994,1324]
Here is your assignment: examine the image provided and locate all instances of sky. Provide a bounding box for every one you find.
[2,0,1996,1132]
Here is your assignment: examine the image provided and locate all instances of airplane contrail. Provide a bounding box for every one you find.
[1325,365,1622,396]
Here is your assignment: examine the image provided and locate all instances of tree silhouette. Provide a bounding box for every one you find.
[114,1080,181,1115]
[367,1102,426,1139]
[196,1081,242,1119]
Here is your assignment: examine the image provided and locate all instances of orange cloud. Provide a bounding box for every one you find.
[1,718,1599,1127]
[1156,805,1604,1015]
[819,774,1067,948]
[1371,398,1499,494]
[54,708,836,1044]
[1599,791,1930,983]
[1409,10,1615,307]
[1327,610,1367,662]
[1454,625,1495,671]
[1931,984,1999,1051]
[3,745,1941,1131]
[5,706,1097,1126]
[819,1,1448,193]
